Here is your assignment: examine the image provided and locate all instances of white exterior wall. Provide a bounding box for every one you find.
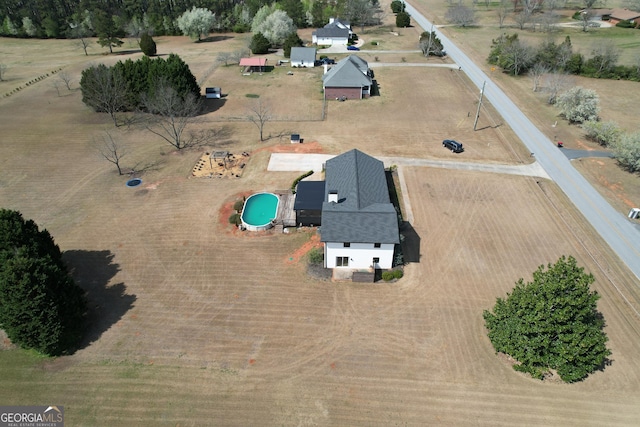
[324,242,395,269]
[315,36,348,46]
[291,59,314,68]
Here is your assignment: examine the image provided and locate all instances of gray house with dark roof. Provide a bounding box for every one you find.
[322,55,372,100]
[320,149,399,269]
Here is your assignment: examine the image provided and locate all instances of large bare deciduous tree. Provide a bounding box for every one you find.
[344,0,382,31]
[529,63,550,92]
[80,65,128,126]
[543,71,573,104]
[58,71,73,90]
[589,41,620,74]
[496,1,510,28]
[216,52,232,66]
[247,99,272,142]
[142,81,203,150]
[94,131,127,175]
[445,5,476,27]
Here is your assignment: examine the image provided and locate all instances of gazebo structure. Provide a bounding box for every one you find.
[239,57,268,73]
[210,151,230,169]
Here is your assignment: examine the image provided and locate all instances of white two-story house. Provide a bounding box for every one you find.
[320,149,399,269]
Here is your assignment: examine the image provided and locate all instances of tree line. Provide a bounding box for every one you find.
[0,0,383,40]
[80,54,200,120]
[487,34,640,173]
[488,33,640,82]
[80,54,208,150]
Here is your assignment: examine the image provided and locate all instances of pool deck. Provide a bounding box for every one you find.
[274,190,297,228]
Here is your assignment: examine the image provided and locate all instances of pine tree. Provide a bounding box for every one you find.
[0,210,87,356]
[250,32,271,54]
[94,9,124,53]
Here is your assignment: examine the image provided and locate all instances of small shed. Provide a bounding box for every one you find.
[291,133,301,144]
[205,87,221,99]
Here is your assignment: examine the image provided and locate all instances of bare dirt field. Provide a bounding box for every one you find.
[0,20,640,426]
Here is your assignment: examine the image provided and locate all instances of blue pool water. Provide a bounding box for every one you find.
[241,193,279,230]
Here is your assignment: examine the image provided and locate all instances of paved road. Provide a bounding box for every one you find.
[404,1,640,280]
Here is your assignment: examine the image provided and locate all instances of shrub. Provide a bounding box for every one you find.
[381,271,394,281]
[232,23,249,33]
[391,0,405,13]
[616,20,635,28]
[233,200,244,212]
[139,32,157,56]
[250,32,270,54]
[581,120,621,146]
[396,11,411,28]
[308,247,323,265]
[228,213,241,225]
[611,131,640,173]
[393,269,403,279]
[556,86,600,123]
[291,170,314,193]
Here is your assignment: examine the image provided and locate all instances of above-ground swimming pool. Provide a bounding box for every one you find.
[241,192,280,231]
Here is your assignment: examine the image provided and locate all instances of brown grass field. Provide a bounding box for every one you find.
[1,4,640,424]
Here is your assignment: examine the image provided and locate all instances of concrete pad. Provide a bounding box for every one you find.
[267,153,334,173]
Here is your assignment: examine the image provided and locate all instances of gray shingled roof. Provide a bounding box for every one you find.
[343,55,368,73]
[322,58,371,88]
[320,150,400,244]
[325,18,351,30]
[313,27,350,39]
[290,47,316,64]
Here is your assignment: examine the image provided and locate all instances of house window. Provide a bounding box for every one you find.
[343,242,351,247]
[372,257,380,265]
[336,257,349,267]
[374,243,381,248]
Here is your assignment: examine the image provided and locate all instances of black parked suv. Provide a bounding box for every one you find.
[443,139,464,153]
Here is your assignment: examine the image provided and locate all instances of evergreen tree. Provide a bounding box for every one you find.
[94,9,124,53]
[279,0,307,28]
[483,256,610,382]
[390,0,405,13]
[283,32,303,58]
[139,32,157,56]
[0,210,87,356]
[250,32,271,54]
[81,54,200,117]
[396,11,410,27]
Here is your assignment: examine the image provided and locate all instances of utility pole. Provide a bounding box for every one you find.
[473,81,486,131]
[426,24,434,59]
